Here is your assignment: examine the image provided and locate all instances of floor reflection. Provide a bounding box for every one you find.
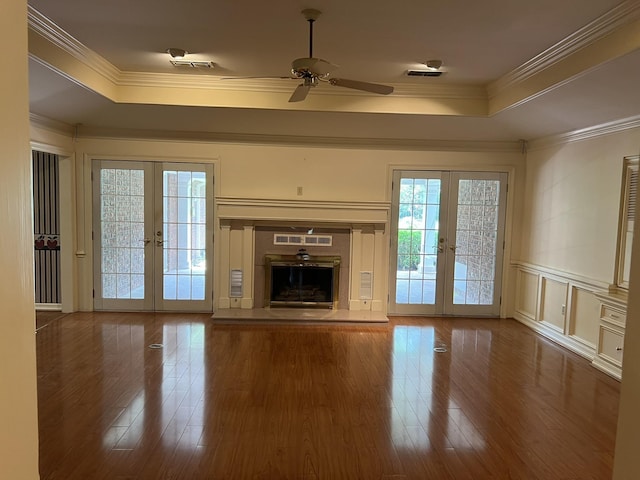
[160,323,205,449]
[99,320,206,451]
[391,324,488,451]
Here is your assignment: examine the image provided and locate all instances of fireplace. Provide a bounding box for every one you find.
[265,253,341,309]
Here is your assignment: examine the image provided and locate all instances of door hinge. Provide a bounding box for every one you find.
[92,289,95,298]
[499,296,502,305]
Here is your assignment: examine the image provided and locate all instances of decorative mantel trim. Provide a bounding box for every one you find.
[216,197,390,226]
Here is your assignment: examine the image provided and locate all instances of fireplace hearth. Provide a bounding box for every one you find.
[265,254,340,309]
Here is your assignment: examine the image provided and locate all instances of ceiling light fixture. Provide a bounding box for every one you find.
[166,48,187,59]
[424,59,443,70]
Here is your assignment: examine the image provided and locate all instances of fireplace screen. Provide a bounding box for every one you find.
[265,255,340,309]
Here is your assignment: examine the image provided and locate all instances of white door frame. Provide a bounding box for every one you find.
[389,170,507,316]
[92,160,214,311]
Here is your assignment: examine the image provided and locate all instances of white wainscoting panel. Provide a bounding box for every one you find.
[511,262,606,360]
[568,285,600,348]
[539,278,568,332]
[515,269,539,321]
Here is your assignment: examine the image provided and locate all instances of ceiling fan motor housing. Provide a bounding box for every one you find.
[291,57,331,78]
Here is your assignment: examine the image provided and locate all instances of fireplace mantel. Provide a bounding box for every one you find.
[215,197,389,315]
[216,197,389,226]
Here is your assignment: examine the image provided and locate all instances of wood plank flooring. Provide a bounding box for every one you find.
[36,312,620,479]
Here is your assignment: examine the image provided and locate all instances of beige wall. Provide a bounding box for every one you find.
[62,137,522,311]
[520,132,639,280]
[511,128,640,356]
[0,0,40,478]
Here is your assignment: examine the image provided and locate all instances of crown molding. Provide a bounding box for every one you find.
[74,125,522,152]
[528,114,640,150]
[29,113,75,136]
[488,0,640,99]
[27,5,121,84]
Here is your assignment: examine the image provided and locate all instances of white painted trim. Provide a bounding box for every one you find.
[76,125,523,152]
[510,261,611,291]
[528,115,640,150]
[513,311,596,360]
[511,262,616,363]
[592,357,622,380]
[35,303,62,312]
[217,197,390,225]
[30,114,75,137]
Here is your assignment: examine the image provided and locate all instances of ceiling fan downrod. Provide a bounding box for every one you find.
[302,8,321,58]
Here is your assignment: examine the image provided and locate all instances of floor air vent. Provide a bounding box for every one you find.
[230,269,243,298]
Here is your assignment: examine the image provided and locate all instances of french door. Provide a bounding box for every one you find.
[389,170,507,316]
[92,160,213,311]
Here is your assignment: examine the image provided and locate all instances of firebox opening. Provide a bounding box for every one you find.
[265,254,340,309]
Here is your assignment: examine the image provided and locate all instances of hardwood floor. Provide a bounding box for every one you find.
[36,313,620,479]
[35,310,67,331]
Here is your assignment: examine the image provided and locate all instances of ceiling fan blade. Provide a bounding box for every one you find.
[329,78,394,95]
[289,84,311,102]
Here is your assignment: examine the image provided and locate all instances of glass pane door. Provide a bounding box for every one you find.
[155,164,212,311]
[93,161,154,310]
[389,170,506,316]
[445,172,506,316]
[93,161,213,311]
[390,171,448,315]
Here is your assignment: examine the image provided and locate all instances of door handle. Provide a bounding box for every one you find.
[156,240,164,247]
[141,238,151,245]
[449,245,459,253]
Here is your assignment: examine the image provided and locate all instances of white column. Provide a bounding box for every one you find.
[241,225,255,309]
[372,225,387,312]
[350,227,362,310]
[218,223,231,308]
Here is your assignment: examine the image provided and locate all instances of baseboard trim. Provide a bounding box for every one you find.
[513,312,595,361]
[36,303,62,312]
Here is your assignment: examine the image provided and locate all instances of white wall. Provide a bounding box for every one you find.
[0,0,40,478]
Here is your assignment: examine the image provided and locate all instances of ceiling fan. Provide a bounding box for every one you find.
[287,8,394,102]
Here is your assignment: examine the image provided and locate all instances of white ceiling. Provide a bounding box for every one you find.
[27,0,640,143]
